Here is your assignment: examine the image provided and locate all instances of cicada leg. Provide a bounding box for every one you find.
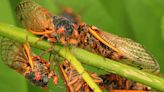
[74,79,84,91]
[22,66,30,76]
[59,63,74,92]
[23,42,34,69]
[60,60,102,92]
[28,29,54,35]
[84,85,90,92]
[53,74,58,85]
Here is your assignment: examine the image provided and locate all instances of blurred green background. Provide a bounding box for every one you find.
[0,0,164,92]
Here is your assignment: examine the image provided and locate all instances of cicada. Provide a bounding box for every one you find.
[60,60,102,92]
[77,23,159,73]
[100,74,149,91]
[77,24,160,73]
[0,37,58,88]
[16,0,78,44]
[16,0,160,73]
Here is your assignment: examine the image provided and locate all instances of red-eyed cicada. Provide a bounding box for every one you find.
[0,37,58,88]
[16,0,79,44]
[16,0,160,74]
[60,60,102,92]
[100,74,149,91]
[77,24,160,73]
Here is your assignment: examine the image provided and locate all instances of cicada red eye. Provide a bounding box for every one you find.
[35,71,41,81]
[45,62,50,68]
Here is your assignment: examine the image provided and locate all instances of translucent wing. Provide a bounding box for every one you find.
[0,37,28,73]
[16,0,54,34]
[89,26,160,73]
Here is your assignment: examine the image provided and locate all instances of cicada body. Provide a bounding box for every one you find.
[60,60,102,92]
[16,0,78,44]
[77,24,160,73]
[0,37,57,88]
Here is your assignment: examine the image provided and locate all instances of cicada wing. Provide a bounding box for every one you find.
[0,37,29,73]
[91,27,160,73]
[16,0,54,34]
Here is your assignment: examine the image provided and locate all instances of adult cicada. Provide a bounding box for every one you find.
[0,37,58,88]
[58,5,160,73]
[16,0,78,44]
[16,0,160,73]
[76,24,160,73]
[60,60,102,92]
[100,74,149,91]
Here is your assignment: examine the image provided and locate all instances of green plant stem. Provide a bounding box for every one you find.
[0,23,164,91]
[0,23,102,92]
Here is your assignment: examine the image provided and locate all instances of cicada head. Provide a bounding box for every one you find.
[16,0,55,35]
[25,59,56,87]
[52,16,79,45]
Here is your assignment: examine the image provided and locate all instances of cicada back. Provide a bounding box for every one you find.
[16,0,55,35]
[0,37,57,88]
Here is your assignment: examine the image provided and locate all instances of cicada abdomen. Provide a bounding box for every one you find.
[16,0,55,35]
[78,24,160,73]
[0,37,57,88]
[60,60,102,92]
